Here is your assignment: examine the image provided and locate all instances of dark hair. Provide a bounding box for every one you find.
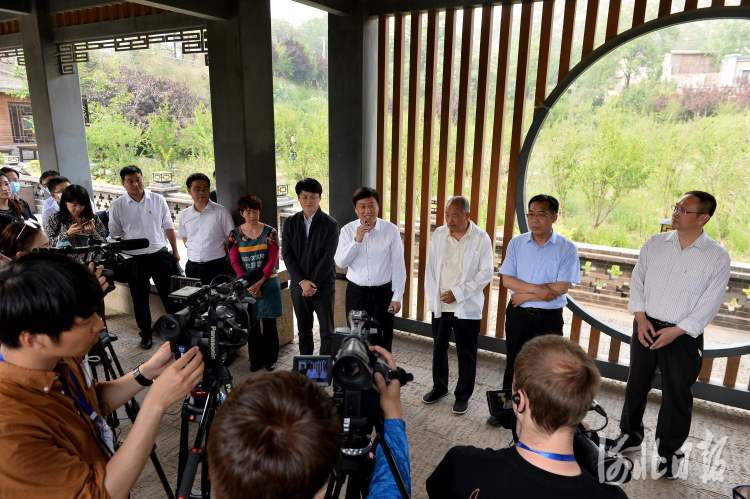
[0,213,15,236]
[119,165,142,181]
[207,371,342,499]
[351,187,380,207]
[46,176,70,195]
[237,195,262,213]
[528,194,560,214]
[0,173,24,216]
[514,335,601,434]
[40,170,59,183]
[0,252,104,348]
[59,185,94,223]
[187,172,211,190]
[295,178,323,196]
[684,190,717,218]
[0,221,44,258]
[0,167,18,178]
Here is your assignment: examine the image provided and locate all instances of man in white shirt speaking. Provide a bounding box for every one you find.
[334,187,406,352]
[422,196,494,415]
[607,191,730,479]
[109,165,182,350]
[178,173,235,285]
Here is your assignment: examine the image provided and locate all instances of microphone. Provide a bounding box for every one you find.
[590,400,607,418]
[107,238,150,251]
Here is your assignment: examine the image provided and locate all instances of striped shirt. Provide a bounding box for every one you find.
[627,230,730,337]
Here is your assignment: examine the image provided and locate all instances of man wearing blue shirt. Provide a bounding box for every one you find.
[488,194,580,427]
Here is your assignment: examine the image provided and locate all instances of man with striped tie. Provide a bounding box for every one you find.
[606,191,730,480]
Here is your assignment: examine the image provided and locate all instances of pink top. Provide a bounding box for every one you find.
[228,224,279,280]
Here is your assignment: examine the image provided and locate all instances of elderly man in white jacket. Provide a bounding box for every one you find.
[422,196,495,415]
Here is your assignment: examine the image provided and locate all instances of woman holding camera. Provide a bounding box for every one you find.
[44,184,106,247]
[228,195,282,372]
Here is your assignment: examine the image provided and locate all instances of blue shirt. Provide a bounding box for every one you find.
[368,419,411,499]
[499,230,580,309]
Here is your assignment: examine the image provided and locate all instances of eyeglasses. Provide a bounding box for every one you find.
[733,486,749,499]
[16,219,42,240]
[526,212,553,220]
[671,204,706,216]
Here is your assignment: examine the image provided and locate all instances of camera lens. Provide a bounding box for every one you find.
[343,361,361,378]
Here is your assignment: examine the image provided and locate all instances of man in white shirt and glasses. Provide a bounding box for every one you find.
[487,194,580,428]
[109,165,182,350]
[422,196,494,415]
[178,173,234,286]
[606,191,730,479]
[335,187,406,352]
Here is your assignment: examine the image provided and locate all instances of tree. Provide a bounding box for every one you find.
[180,102,214,163]
[542,118,583,215]
[577,107,651,227]
[279,38,314,84]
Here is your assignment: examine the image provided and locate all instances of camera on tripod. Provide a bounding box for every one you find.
[486,390,632,485]
[33,236,145,293]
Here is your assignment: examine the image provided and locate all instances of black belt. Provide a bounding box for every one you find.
[520,306,562,316]
[348,281,392,292]
[154,246,169,255]
[646,314,676,328]
[189,257,224,267]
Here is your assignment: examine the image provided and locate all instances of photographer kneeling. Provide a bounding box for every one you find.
[207,346,411,499]
[426,335,627,499]
[0,253,205,499]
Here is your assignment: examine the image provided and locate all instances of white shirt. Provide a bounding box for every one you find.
[425,221,495,320]
[628,230,730,337]
[334,218,407,302]
[304,211,315,237]
[439,223,472,312]
[108,190,173,255]
[177,201,235,263]
[41,196,97,225]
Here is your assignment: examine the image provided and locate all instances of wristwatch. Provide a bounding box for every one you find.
[132,364,154,387]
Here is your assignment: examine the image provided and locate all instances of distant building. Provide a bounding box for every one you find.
[0,63,34,149]
[662,50,750,90]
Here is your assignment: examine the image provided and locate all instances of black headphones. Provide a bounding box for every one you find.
[512,389,524,413]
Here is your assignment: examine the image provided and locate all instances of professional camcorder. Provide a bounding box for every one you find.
[487,390,632,485]
[33,236,146,293]
[154,273,256,382]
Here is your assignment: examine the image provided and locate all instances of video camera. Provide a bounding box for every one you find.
[33,236,146,294]
[154,273,256,383]
[487,390,632,485]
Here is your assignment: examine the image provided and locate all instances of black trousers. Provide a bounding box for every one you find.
[432,312,481,402]
[128,250,179,339]
[503,302,564,389]
[620,318,703,457]
[345,281,394,352]
[241,268,280,368]
[291,284,335,355]
[185,257,228,286]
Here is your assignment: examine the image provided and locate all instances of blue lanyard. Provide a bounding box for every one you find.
[515,441,576,462]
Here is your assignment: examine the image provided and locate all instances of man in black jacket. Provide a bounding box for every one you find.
[282,178,339,355]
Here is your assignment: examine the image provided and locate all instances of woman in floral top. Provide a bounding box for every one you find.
[229,195,283,372]
[44,184,106,247]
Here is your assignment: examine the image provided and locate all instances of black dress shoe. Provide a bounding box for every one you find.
[265,363,276,371]
[107,332,119,341]
[140,337,153,350]
[486,416,503,428]
[250,364,264,372]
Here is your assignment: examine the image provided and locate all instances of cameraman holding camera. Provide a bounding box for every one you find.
[0,253,205,499]
[426,335,627,499]
[207,345,411,499]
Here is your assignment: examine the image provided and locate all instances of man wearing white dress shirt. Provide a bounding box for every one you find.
[109,165,181,349]
[607,191,730,479]
[178,173,234,285]
[334,187,406,352]
[422,196,494,415]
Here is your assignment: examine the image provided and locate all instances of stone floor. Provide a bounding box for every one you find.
[99,309,750,499]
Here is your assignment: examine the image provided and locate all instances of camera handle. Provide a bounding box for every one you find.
[373,418,411,499]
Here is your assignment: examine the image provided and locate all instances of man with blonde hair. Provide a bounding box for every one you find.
[427,335,627,498]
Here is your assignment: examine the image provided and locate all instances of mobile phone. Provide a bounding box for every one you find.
[293,355,332,386]
[81,218,96,225]
[388,306,395,313]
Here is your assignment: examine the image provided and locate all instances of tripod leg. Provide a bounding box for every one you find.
[149,445,176,499]
[177,411,190,494]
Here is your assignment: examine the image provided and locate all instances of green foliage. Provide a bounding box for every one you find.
[85,93,142,183]
[610,265,622,277]
[142,100,181,171]
[180,102,214,163]
[7,66,29,100]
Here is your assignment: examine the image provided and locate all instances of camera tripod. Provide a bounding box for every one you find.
[175,363,234,499]
[90,320,175,499]
[325,418,410,499]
